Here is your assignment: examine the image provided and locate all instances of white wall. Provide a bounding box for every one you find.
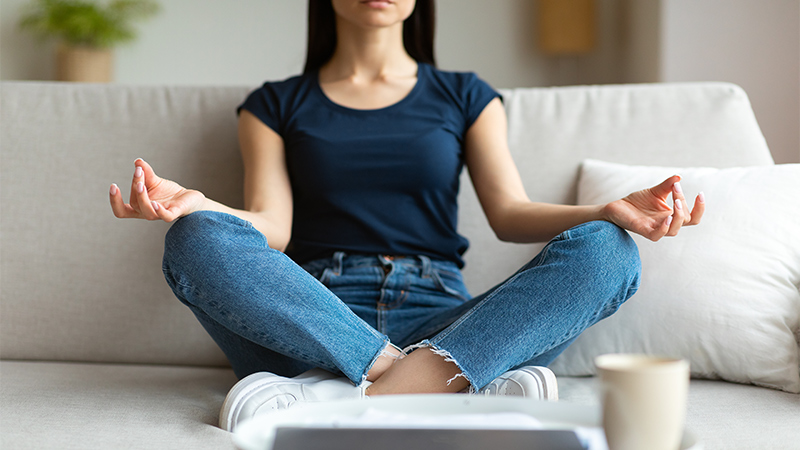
[2,0,797,162]
[0,0,309,86]
[620,0,661,84]
[1,0,621,89]
[660,0,799,164]
[116,0,308,85]
[1,0,544,88]
[436,0,550,88]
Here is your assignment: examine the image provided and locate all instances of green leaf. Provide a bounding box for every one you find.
[18,0,160,48]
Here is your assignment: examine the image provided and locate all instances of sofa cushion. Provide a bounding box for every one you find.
[3,360,797,450]
[0,361,238,449]
[550,160,800,393]
[558,377,800,450]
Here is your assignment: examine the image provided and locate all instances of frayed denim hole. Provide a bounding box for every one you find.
[403,341,476,391]
[361,338,394,385]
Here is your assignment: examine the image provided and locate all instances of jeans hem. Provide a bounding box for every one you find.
[360,339,404,385]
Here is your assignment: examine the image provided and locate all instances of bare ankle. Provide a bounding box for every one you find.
[366,347,470,396]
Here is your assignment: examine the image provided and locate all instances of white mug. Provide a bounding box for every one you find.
[595,354,690,450]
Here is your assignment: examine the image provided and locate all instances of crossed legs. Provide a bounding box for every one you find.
[163,211,640,393]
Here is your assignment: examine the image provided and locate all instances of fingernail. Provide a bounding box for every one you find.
[151,201,159,211]
[674,182,683,193]
[666,215,673,226]
[109,184,117,195]
[698,191,705,203]
[136,182,144,193]
[675,199,683,210]
[134,166,143,178]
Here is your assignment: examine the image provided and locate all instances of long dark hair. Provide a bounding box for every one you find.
[303,0,436,74]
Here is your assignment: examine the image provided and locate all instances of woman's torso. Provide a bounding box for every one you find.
[238,63,499,267]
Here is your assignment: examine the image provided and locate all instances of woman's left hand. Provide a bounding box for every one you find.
[603,175,705,241]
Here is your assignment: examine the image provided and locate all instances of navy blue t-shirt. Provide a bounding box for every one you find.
[238,63,500,267]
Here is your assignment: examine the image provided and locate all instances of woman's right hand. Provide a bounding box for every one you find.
[110,159,205,222]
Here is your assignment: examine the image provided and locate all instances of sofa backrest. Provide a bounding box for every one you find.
[0,81,773,367]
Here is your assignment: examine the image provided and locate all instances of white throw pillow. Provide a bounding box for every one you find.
[549,160,800,393]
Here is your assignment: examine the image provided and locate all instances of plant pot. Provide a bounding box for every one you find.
[56,44,113,82]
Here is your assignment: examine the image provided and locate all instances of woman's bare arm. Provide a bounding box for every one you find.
[464,98,704,243]
[109,110,294,251]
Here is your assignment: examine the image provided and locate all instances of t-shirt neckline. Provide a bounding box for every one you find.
[314,63,427,114]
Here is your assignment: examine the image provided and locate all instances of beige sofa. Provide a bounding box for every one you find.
[1,81,798,449]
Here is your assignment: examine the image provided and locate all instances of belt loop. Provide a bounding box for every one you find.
[378,255,394,278]
[419,255,432,277]
[332,251,345,275]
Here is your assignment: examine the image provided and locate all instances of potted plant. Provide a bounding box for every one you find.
[18,0,160,82]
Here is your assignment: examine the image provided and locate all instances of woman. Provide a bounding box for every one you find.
[110,0,703,431]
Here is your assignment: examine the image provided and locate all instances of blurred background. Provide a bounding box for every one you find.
[1,0,797,163]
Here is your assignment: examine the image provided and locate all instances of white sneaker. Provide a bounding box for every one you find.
[219,368,369,432]
[478,366,558,401]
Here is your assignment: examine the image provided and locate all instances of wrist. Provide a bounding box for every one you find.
[597,201,615,223]
[180,189,208,217]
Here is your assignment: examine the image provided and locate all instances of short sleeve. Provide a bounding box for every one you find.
[237,83,283,135]
[463,73,502,128]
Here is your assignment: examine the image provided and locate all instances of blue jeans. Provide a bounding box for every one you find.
[162,211,640,390]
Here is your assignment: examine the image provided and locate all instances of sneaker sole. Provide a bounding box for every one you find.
[484,366,559,401]
[516,366,558,401]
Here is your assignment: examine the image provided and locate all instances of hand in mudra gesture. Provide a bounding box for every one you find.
[109,159,205,222]
[604,175,705,241]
